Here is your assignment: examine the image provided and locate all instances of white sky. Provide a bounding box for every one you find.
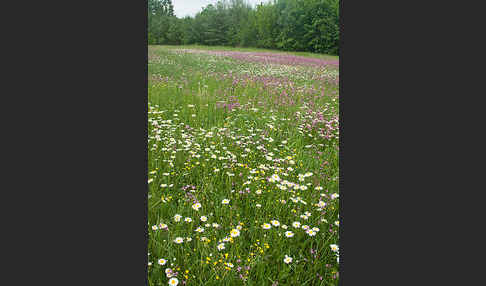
[173,0,272,18]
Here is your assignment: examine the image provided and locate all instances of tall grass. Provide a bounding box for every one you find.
[148,45,339,286]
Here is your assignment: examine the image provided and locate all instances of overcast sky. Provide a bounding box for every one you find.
[173,0,272,18]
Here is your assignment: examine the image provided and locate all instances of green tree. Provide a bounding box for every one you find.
[148,0,340,55]
[148,0,175,44]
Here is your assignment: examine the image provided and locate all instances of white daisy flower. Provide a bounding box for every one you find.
[262,223,271,230]
[230,228,240,237]
[158,223,167,229]
[285,231,294,237]
[271,174,281,182]
[306,229,317,236]
[283,255,293,264]
[168,277,179,285]
[317,201,327,208]
[192,202,202,211]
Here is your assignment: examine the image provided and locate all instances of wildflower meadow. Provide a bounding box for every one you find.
[148,45,339,286]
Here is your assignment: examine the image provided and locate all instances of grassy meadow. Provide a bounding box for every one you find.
[148,45,339,286]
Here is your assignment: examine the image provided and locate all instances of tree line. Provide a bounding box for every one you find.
[148,0,339,55]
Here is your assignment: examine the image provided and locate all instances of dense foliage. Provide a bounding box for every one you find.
[147,0,339,55]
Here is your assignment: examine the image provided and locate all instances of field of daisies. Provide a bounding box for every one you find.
[148,45,339,286]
